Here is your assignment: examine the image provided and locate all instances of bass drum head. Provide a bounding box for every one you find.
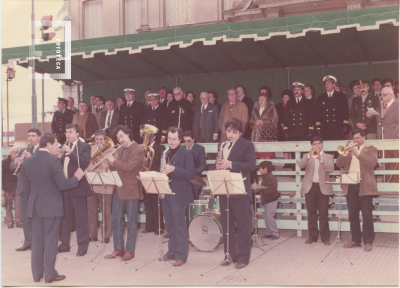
[188,213,222,252]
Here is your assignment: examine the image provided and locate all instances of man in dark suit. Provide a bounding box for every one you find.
[115,97,125,112]
[51,98,74,145]
[11,128,41,252]
[20,132,84,283]
[118,88,144,143]
[92,96,107,129]
[216,117,256,269]
[159,87,168,108]
[283,82,314,141]
[315,75,350,140]
[100,99,119,137]
[166,87,193,133]
[236,85,254,140]
[88,95,97,113]
[192,92,219,143]
[183,130,206,200]
[58,124,92,256]
[140,93,167,143]
[159,127,195,266]
[142,134,166,235]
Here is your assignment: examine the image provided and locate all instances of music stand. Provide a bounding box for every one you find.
[321,169,359,264]
[85,170,122,269]
[135,171,175,270]
[251,183,268,250]
[201,170,247,279]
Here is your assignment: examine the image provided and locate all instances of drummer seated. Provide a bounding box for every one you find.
[259,161,279,240]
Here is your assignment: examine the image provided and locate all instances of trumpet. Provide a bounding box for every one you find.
[337,142,358,155]
[310,148,320,158]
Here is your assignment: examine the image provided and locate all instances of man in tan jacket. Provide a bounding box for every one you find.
[298,135,334,246]
[72,101,99,140]
[102,125,144,261]
[336,128,378,252]
[218,89,248,141]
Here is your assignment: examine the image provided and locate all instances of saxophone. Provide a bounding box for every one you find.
[159,147,170,199]
[215,138,231,169]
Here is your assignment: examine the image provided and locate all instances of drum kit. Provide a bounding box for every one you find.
[187,196,223,252]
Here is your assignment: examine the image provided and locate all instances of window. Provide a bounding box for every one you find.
[84,0,103,39]
[125,0,141,34]
[166,0,194,27]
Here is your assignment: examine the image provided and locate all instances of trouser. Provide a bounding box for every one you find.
[59,193,89,252]
[346,184,375,244]
[5,189,21,226]
[143,190,164,232]
[111,191,139,253]
[219,196,252,264]
[87,190,113,239]
[31,215,61,282]
[263,200,279,237]
[305,183,331,241]
[161,196,188,262]
[192,184,202,200]
[19,190,32,247]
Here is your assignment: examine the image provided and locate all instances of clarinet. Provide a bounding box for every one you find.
[58,141,70,159]
[12,143,31,177]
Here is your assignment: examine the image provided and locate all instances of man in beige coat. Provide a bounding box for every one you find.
[218,89,248,141]
[336,128,378,252]
[298,135,334,245]
[103,125,144,261]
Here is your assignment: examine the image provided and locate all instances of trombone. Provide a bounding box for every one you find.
[337,142,358,155]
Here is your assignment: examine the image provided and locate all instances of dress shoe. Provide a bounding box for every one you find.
[76,250,87,257]
[45,275,66,283]
[262,235,273,239]
[235,262,248,269]
[173,260,185,267]
[364,243,372,252]
[15,245,31,252]
[323,240,331,246]
[57,247,70,253]
[269,235,279,240]
[33,277,43,282]
[163,234,169,239]
[7,224,13,229]
[89,238,98,242]
[141,229,154,234]
[155,230,163,235]
[104,250,125,259]
[103,238,110,244]
[121,252,135,261]
[220,261,231,267]
[158,255,174,262]
[305,239,315,244]
[16,223,23,228]
[343,241,361,249]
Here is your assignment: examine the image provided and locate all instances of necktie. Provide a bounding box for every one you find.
[202,105,205,113]
[107,112,111,127]
[297,99,299,104]
[230,103,233,109]
[357,146,360,151]
[328,93,332,97]
[128,103,131,108]
[29,146,34,154]
[152,107,155,111]
[383,104,387,109]
[228,142,233,150]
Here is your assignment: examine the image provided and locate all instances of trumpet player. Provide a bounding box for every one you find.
[336,129,378,252]
[102,125,144,262]
[297,135,334,246]
[11,128,41,252]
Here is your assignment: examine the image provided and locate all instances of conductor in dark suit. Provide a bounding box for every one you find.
[142,134,166,234]
[58,124,92,256]
[183,130,207,200]
[11,128,41,252]
[216,117,256,269]
[100,99,119,137]
[20,132,85,283]
[159,127,195,266]
[118,88,144,143]
[192,92,219,143]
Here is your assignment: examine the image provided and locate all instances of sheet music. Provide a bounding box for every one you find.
[335,172,359,184]
[85,171,122,187]
[207,170,247,195]
[139,171,174,195]
[367,107,379,115]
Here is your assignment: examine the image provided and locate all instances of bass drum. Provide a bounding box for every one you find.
[188,212,222,252]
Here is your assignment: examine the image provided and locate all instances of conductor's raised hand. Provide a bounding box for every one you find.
[74,168,85,181]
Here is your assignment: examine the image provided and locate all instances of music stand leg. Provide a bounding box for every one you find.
[252,193,265,250]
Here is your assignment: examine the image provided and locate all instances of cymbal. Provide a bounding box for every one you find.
[190,175,207,187]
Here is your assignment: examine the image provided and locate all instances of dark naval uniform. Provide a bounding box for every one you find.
[51,109,74,144]
[166,98,193,132]
[118,101,144,143]
[283,97,315,141]
[142,105,167,142]
[315,91,349,140]
[350,93,379,136]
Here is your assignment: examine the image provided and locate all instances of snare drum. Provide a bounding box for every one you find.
[188,212,223,252]
[207,196,220,212]
[186,200,207,223]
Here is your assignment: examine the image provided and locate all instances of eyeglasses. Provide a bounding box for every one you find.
[226,128,239,134]
[183,139,193,143]
[381,93,391,97]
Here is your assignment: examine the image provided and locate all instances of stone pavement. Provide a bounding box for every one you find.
[1,221,398,286]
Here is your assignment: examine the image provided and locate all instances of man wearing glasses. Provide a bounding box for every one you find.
[216,117,256,269]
